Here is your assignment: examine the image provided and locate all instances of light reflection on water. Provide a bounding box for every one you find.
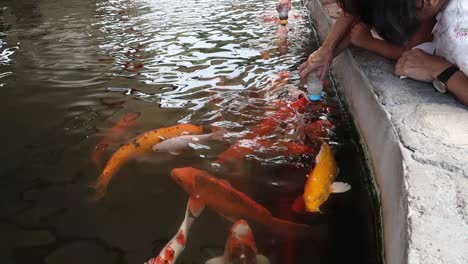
[0,0,382,263]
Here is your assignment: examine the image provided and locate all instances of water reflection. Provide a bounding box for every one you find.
[0,0,382,263]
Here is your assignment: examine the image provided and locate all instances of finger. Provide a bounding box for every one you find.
[298,61,308,71]
[319,65,329,81]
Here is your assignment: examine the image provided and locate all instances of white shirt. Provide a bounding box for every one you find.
[433,0,468,75]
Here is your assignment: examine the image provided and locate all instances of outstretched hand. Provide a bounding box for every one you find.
[299,46,333,83]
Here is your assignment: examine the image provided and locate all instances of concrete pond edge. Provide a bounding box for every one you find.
[303,1,468,264]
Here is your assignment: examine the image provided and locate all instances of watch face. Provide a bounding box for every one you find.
[433,80,448,93]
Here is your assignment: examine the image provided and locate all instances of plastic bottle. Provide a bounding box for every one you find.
[276,0,291,25]
[306,73,323,101]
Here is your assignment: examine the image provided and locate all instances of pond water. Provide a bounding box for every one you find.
[0,0,383,263]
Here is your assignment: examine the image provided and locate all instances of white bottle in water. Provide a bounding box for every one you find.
[306,73,323,101]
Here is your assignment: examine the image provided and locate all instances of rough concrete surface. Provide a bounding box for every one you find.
[304,1,468,264]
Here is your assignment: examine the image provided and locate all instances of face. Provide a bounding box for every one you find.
[171,168,196,194]
[416,0,449,21]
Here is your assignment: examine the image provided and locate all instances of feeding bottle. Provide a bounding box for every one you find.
[306,73,323,101]
[276,0,291,25]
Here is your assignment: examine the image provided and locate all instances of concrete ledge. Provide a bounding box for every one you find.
[303,1,468,264]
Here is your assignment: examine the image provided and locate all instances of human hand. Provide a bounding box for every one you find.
[395,49,452,82]
[299,46,333,82]
[349,22,375,48]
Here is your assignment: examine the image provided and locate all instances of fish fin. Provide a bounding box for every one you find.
[331,182,351,193]
[205,256,224,264]
[219,213,236,223]
[291,196,305,213]
[256,255,271,264]
[169,151,180,155]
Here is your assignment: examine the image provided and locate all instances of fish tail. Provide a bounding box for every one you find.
[93,153,128,200]
[267,217,312,238]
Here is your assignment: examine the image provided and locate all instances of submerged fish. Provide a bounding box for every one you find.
[92,112,141,167]
[218,97,309,163]
[93,124,203,199]
[206,220,270,264]
[152,130,225,155]
[171,167,311,237]
[146,197,205,264]
[292,141,351,213]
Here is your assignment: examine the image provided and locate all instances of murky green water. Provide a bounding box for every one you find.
[0,0,382,263]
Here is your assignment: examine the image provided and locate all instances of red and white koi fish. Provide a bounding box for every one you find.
[145,197,205,264]
[205,220,270,264]
[171,167,311,237]
[152,131,226,155]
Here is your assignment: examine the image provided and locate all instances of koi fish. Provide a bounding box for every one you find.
[304,119,335,139]
[146,197,205,264]
[92,112,141,167]
[171,167,312,237]
[205,220,270,264]
[152,130,225,155]
[292,141,351,213]
[218,98,309,163]
[217,138,313,163]
[93,124,203,199]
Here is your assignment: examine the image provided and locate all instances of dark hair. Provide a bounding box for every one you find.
[337,0,419,44]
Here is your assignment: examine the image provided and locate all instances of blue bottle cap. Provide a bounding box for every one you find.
[308,94,321,101]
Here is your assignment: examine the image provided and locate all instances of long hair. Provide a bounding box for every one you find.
[337,0,419,44]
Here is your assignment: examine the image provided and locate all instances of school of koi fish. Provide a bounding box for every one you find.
[91,2,350,264]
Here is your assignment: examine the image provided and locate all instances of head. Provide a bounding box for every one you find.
[226,220,257,264]
[303,191,328,213]
[415,0,449,20]
[170,167,198,195]
[337,0,437,44]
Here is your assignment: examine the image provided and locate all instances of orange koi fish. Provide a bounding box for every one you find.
[94,124,204,199]
[206,220,270,264]
[92,112,141,167]
[304,119,335,139]
[217,138,313,163]
[292,141,351,213]
[171,167,311,237]
[218,97,309,163]
[146,197,205,264]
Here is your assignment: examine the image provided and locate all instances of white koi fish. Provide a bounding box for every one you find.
[152,131,225,155]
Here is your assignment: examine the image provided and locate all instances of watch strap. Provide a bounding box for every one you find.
[437,65,459,84]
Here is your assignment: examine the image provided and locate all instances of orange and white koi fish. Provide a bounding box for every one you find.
[145,197,205,264]
[205,220,270,264]
[92,112,141,167]
[93,124,204,199]
[171,167,311,237]
[292,141,351,213]
[152,130,225,155]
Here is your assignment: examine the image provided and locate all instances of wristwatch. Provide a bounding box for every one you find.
[432,65,459,93]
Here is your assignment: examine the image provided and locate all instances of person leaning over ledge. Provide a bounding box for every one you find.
[300,0,468,106]
[394,0,468,106]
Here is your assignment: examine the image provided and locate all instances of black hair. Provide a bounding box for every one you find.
[337,0,419,44]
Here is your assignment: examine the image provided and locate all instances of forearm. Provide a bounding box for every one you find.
[447,71,468,105]
[367,38,404,60]
[322,12,357,51]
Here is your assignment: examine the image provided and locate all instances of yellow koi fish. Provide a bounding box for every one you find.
[293,141,351,213]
